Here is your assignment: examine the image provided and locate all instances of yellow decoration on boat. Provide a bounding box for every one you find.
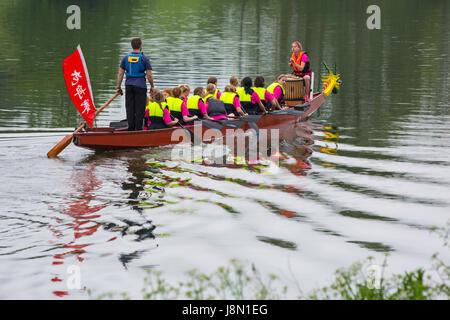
[321,71,341,98]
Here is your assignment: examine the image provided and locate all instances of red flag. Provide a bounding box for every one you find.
[63,45,96,128]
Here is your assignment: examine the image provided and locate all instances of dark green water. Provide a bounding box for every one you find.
[0,0,449,299]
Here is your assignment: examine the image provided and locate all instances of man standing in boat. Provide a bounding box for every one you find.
[289,41,312,102]
[116,37,154,131]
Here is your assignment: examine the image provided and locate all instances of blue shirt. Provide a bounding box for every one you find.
[120,52,152,89]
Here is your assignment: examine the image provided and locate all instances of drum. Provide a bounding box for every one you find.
[284,78,304,102]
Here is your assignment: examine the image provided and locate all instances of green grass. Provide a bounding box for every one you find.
[89,253,449,300]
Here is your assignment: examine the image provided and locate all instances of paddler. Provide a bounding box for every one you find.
[205,76,221,99]
[186,87,213,120]
[267,74,287,106]
[252,76,283,111]
[204,83,217,102]
[179,84,191,103]
[289,41,312,102]
[236,77,267,115]
[229,76,239,88]
[220,85,247,117]
[205,84,229,120]
[162,88,173,100]
[144,89,179,130]
[116,37,154,131]
[167,87,198,125]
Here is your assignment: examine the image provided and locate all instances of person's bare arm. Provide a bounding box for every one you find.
[116,68,125,94]
[167,117,179,127]
[257,101,268,114]
[290,59,305,72]
[236,107,247,117]
[270,98,281,110]
[202,113,213,120]
[183,115,198,123]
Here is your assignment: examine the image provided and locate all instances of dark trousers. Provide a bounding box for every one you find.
[125,85,147,131]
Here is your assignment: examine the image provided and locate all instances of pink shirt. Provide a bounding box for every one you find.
[233,96,241,109]
[272,86,283,100]
[211,114,228,120]
[198,100,208,114]
[163,108,172,124]
[251,91,261,104]
[299,54,311,76]
[265,90,274,102]
[181,101,189,117]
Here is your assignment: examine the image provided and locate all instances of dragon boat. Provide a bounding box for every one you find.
[72,69,341,152]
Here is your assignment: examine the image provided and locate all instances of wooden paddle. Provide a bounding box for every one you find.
[47,92,121,158]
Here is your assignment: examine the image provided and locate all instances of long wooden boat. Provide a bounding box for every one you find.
[72,92,325,151]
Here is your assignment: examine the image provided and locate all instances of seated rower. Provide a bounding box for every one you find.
[267,74,287,107]
[144,89,179,130]
[179,84,191,103]
[204,89,229,121]
[205,76,221,99]
[187,87,213,120]
[229,76,239,88]
[289,41,312,102]
[236,77,267,115]
[253,76,282,112]
[219,85,247,117]
[204,83,217,102]
[163,88,173,100]
[167,87,198,125]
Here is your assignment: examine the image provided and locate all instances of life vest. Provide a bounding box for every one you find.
[237,87,258,115]
[166,96,184,124]
[252,87,270,114]
[186,95,203,119]
[207,98,227,118]
[204,93,214,102]
[203,89,219,100]
[219,91,238,115]
[267,82,285,104]
[146,101,169,129]
[291,51,311,75]
[125,53,146,78]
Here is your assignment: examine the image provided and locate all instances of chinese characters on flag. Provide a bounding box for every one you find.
[62,45,96,127]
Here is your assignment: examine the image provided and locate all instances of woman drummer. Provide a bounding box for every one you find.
[289,41,312,102]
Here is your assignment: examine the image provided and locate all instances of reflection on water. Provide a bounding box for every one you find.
[50,165,105,297]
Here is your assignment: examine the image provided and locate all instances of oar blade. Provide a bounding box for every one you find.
[240,115,262,123]
[202,120,224,131]
[47,134,73,158]
[46,92,120,158]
